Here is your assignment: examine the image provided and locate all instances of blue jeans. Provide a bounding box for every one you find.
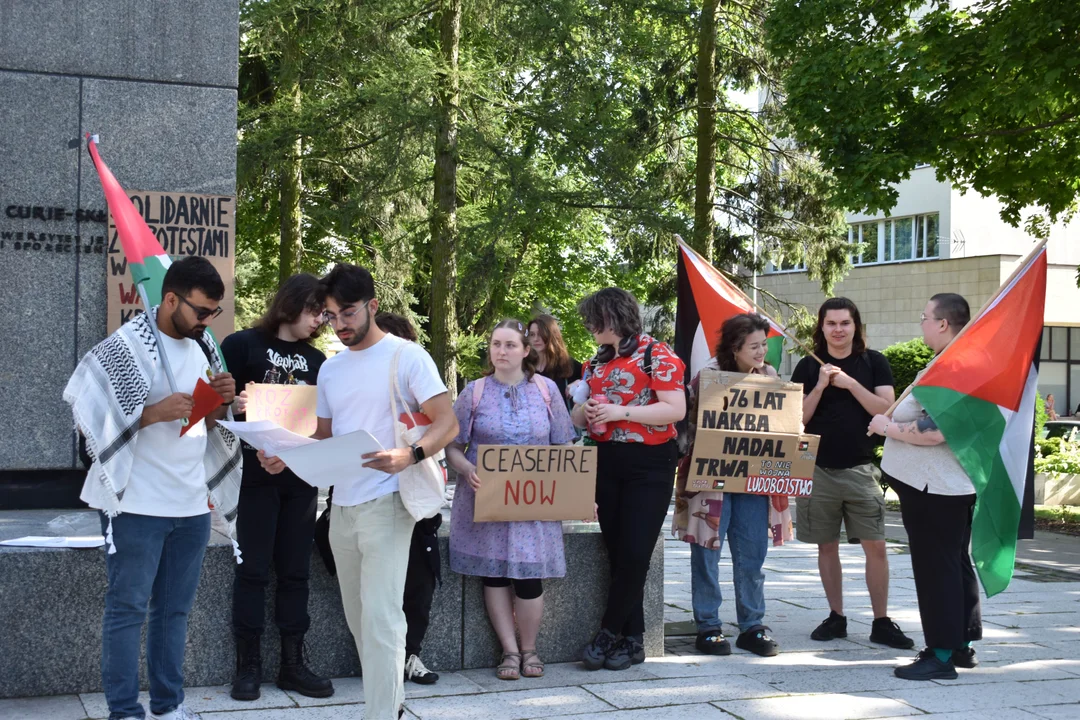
[99,511,211,720]
[690,493,769,634]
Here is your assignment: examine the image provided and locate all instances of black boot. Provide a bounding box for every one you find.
[231,635,262,701]
[278,634,335,698]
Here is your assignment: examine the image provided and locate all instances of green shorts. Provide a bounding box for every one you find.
[795,464,886,544]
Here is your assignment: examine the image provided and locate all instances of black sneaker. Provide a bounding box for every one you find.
[870,617,915,650]
[581,628,618,670]
[894,649,958,681]
[736,627,780,657]
[604,634,644,671]
[811,611,847,641]
[695,631,731,656]
[404,654,439,685]
[952,647,978,669]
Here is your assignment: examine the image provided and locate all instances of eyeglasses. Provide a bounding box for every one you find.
[919,314,942,324]
[323,300,371,325]
[177,294,224,321]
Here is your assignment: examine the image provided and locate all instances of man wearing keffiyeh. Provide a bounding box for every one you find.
[64,256,240,720]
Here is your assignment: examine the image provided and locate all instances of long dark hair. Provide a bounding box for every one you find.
[254,273,323,341]
[375,311,418,342]
[483,318,539,378]
[715,314,771,372]
[812,297,866,357]
[530,314,572,377]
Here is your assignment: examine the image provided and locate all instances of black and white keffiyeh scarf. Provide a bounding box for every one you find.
[63,308,243,561]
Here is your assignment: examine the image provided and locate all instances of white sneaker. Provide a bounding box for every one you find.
[404,653,439,685]
[150,705,202,720]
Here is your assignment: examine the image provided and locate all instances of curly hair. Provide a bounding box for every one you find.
[715,314,771,372]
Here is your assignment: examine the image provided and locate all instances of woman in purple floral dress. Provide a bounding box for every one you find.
[446,319,576,681]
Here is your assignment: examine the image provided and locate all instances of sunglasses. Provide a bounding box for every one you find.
[177,294,224,321]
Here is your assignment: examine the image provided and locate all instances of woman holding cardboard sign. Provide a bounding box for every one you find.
[572,287,687,672]
[672,313,783,658]
[446,319,577,681]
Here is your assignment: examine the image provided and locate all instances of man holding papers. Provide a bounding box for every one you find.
[260,263,457,720]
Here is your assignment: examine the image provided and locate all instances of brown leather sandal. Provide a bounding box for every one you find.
[496,651,521,680]
[521,649,544,678]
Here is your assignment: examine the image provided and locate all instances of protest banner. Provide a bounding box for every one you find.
[107,190,235,338]
[696,370,803,434]
[688,428,820,497]
[473,445,597,522]
[246,383,319,436]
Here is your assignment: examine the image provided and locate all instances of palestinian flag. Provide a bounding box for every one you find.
[87,136,172,307]
[911,245,1046,597]
[675,240,784,379]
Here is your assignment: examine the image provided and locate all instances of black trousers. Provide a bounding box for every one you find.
[888,475,982,650]
[403,515,442,657]
[595,440,677,637]
[232,475,318,640]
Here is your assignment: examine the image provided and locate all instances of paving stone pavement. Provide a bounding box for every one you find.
[4,511,1079,720]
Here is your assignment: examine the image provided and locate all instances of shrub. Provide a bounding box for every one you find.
[881,338,935,392]
[1035,390,1048,439]
[1035,429,1080,476]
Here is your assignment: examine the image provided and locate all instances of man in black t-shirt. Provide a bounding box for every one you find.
[790,298,913,650]
[221,274,333,702]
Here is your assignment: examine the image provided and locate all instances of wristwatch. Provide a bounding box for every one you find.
[410,443,426,464]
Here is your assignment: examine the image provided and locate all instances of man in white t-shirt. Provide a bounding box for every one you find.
[67,257,238,720]
[261,263,458,720]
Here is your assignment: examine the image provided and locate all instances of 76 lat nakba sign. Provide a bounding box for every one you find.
[688,370,821,497]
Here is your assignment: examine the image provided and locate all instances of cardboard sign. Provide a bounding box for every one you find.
[245,383,319,436]
[473,445,597,522]
[107,190,236,340]
[696,370,804,434]
[688,429,820,497]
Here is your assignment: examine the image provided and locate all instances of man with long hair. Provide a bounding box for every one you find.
[221,273,333,701]
[790,298,913,650]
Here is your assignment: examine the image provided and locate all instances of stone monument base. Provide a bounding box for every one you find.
[0,505,665,698]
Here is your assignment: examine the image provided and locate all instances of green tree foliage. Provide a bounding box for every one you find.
[881,337,935,393]
[766,0,1080,236]
[237,0,851,382]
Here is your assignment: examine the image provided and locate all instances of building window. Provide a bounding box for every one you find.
[1040,326,1080,417]
[846,213,940,266]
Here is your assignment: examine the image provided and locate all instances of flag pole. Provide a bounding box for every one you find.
[881,236,1050,418]
[675,237,827,365]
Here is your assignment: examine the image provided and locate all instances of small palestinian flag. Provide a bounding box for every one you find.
[675,240,784,379]
[87,136,172,308]
[911,244,1046,597]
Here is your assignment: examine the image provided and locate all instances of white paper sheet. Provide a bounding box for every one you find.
[275,430,386,489]
[0,536,105,548]
[217,419,318,456]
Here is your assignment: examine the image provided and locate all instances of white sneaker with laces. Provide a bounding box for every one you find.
[150,705,202,720]
[404,653,439,685]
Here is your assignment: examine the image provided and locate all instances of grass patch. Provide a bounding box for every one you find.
[1034,505,1080,536]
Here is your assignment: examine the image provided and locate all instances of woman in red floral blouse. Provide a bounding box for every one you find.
[571,287,686,672]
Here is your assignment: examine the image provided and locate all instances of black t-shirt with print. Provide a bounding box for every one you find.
[221,328,326,485]
[790,349,895,469]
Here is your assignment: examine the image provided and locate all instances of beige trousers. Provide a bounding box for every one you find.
[330,492,415,719]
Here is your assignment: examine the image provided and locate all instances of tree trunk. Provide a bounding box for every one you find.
[278,37,303,284]
[429,0,462,391]
[693,0,720,262]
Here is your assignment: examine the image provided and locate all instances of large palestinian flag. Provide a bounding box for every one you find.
[675,240,784,379]
[911,245,1046,597]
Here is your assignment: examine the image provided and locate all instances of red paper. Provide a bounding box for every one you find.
[399,411,433,430]
[180,378,225,436]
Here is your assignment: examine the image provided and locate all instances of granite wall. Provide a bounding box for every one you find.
[0,0,238,477]
[0,520,666,698]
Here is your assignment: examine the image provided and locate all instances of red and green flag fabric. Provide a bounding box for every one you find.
[911,245,1047,597]
[675,240,784,378]
[86,136,172,307]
